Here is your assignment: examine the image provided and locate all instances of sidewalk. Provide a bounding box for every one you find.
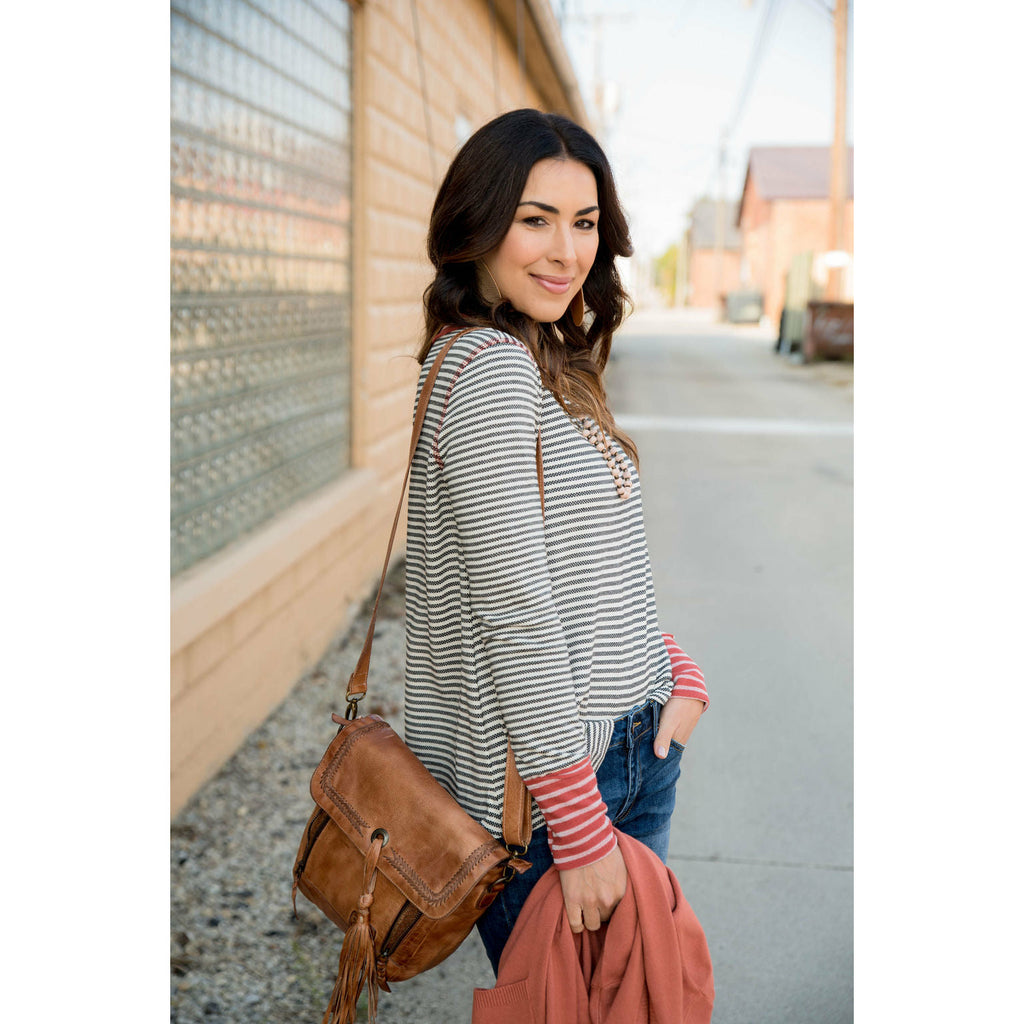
[171,562,492,1023]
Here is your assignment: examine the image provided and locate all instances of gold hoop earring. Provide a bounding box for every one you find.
[480,262,503,303]
[570,288,585,327]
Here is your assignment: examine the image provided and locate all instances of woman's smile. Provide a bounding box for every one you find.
[530,274,573,294]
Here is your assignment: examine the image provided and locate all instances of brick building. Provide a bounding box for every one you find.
[685,198,742,310]
[736,146,854,326]
[170,0,588,816]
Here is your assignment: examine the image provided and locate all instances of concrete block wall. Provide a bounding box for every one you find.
[170,0,561,818]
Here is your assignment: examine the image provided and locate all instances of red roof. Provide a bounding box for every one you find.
[743,146,854,201]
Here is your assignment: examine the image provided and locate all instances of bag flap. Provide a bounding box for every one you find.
[309,715,507,920]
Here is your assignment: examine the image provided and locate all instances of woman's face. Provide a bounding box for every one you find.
[483,157,600,323]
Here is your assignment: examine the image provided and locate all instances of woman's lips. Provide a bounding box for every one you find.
[531,274,573,295]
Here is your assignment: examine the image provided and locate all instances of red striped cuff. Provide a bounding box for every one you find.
[521,759,617,870]
[662,632,710,711]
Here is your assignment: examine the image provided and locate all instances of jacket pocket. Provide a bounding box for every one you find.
[471,978,536,1023]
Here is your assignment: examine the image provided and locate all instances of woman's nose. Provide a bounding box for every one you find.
[549,225,576,265]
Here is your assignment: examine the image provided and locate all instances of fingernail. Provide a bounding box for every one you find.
[656,745,666,758]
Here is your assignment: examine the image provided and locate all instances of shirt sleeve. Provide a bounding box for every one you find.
[520,759,617,869]
[435,336,589,781]
[662,632,710,711]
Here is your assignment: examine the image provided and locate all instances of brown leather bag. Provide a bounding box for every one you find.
[292,329,537,1024]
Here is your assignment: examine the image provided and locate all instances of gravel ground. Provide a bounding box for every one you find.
[170,562,495,1023]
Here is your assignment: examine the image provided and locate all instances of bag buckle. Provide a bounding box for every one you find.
[500,843,531,884]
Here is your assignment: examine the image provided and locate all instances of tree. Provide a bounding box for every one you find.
[653,243,679,305]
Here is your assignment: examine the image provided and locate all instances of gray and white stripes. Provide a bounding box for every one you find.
[404,328,674,839]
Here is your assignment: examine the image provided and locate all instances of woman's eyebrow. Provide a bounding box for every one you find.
[518,201,600,216]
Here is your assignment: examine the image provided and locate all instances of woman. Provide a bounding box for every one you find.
[403,108,709,974]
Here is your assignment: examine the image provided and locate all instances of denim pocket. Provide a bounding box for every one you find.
[668,739,686,755]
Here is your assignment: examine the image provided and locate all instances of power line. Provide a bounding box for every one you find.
[793,0,835,20]
[706,0,785,204]
[723,0,785,142]
[707,0,785,292]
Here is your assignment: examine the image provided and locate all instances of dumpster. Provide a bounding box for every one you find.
[724,289,763,324]
[804,301,854,361]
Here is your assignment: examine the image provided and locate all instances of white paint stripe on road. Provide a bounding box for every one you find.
[617,414,853,437]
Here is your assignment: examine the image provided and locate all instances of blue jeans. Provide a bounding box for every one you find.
[476,698,685,975]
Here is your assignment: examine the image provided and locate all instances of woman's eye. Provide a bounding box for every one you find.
[523,216,547,227]
[575,219,597,231]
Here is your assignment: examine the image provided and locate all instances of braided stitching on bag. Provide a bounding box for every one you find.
[318,719,392,837]
[328,794,372,834]
[381,841,502,909]
[317,719,502,907]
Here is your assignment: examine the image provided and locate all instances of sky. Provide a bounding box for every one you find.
[558,0,855,260]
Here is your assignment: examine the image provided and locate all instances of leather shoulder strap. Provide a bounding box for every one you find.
[344,327,471,711]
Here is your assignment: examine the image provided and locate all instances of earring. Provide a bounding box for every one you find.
[570,288,585,327]
[480,262,503,303]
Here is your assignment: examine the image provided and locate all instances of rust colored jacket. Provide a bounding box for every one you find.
[472,830,715,1023]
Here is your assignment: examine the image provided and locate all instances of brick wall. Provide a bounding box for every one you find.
[688,249,743,309]
[171,0,571,817]
[739,184,854,326]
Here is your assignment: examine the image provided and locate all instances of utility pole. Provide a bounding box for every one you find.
[714,132,728,309]
[674,222,689,307]
[827,0,848,300]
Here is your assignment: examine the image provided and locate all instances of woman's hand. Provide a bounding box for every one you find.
[653,696,705,758]
[558,844,627,932]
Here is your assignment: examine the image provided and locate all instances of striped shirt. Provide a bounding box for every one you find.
[403,327,704,855]
[663,633,709,708]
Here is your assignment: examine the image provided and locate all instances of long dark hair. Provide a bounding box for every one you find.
[419,108,638,464]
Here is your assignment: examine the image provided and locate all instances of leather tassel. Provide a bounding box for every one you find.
[321,834,385,1024]
[322,897,378,1024]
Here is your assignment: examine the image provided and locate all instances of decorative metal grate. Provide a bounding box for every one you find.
[170,0,352,575]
